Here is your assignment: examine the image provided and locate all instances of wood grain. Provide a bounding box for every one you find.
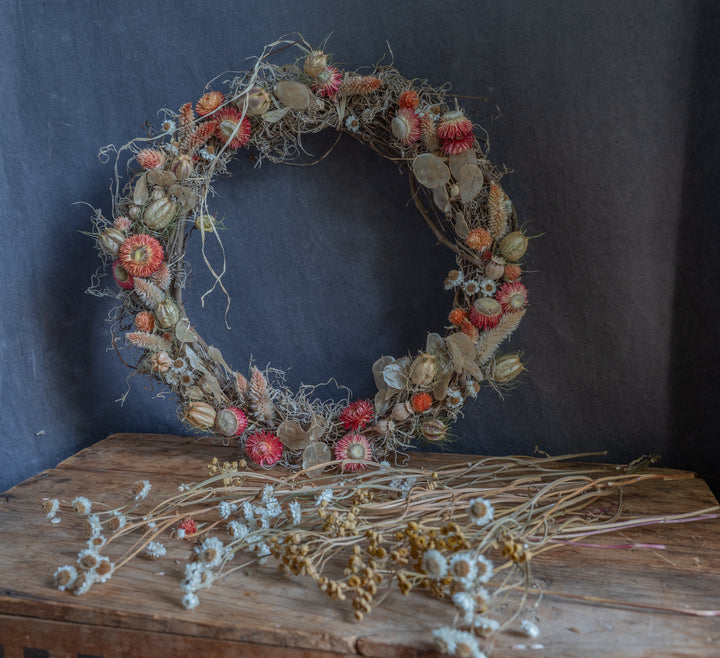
[1,433,718,657]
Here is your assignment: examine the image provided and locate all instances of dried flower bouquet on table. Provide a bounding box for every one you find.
[87,36,529,469]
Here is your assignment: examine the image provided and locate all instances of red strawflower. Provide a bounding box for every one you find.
[245,430,283,466]
[334,433,372,472]
[339,399,374,430]
[214,107,251,149]
[410,392,433,413]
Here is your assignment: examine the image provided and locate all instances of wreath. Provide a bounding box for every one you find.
[89,37,529,470]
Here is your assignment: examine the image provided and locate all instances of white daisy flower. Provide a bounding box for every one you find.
[476,554,494,583]
[228,520,249,540]
[431,627,456,655]
[72,571,96,596]
[462,278,481,296]
[444,269,464,290]
[199,147,216,161]
[160,119,177,134]
[474,615,500,637]
[467,497,494,526]
[315,487,334,506]
[165,143,179,156]
[194,537,226,568]
[449,551,477,587]
[453,630,486,658]
[262,484,275,503]
[182,592,200,609]
[446,387,464,409]
[53,565,78,591]
[452,591,476,623]
[479,278,497,296]
[43,498,60,519]
[218,501,233,520]
[422,549,448,579]
[133,479,152,501]
[146,541,166,559]
[345,114,361,132]
[288,500,302,525]
[85,514,103,538]
[77,547,102,572]
[72,496,92,514]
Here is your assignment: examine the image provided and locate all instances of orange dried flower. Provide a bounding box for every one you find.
[178,102,194,128]
[187,121,218,150]
[398,90,420,110]
[461,320,479,341]
[410,392,433,413]
[503,264,522,281]
[466,228,492,252]
[340,75,382,96]
[448,308,467,326]
[134,311,155,332]
[136,149,166,170]
[118,234,165,278]
[195,91,225,116]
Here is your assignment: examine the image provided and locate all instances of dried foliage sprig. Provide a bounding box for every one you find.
[87,35,531,468]
[47,454,720,656]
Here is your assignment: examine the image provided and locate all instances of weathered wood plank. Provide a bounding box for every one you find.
[1,433,718,657]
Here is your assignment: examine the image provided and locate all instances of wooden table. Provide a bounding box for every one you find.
[1,433,718,657]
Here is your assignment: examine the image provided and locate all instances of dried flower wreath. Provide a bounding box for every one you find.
[88,37,529,470]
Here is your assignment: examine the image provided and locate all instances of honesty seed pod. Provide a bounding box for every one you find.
[183,401,216,430]
[499,231,528,262]
[143,197,178,230]
[98,227,125,257]
[492,354,524,383]
[410,354,437,387]
[155,299,180,329]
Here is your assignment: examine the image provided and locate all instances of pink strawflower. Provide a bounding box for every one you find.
[339,399,374,430]
[311,66,342,98]
[334,433,372,472]
[245,431,283,466]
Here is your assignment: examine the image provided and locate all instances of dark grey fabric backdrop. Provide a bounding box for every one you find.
[1,0,718,494]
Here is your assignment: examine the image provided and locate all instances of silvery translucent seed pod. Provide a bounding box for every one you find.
[98,227,125,257]
[410,354,437,387]
[492,354,524,383]
[183,401,216,430]
[155,299,179,329]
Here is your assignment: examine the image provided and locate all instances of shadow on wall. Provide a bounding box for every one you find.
[669,3,720,499]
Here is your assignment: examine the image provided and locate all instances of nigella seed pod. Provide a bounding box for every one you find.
[172,154,194,180]
[410,354,437,387]
[235,86,271,116]
[194,214,215,232]
[421,418,447,442]
[499,231,528,262]
[155,299,179,329]
[128,205,141,219]
[492,354,524,383]
[214,406,248,436]
[98,228,126,257]
[143,197,178,230]
[183,401,216,430]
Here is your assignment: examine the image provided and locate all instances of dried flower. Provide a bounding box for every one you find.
[444,269,464,289]
[118,234,165,278]
[468,497,494,526]
[448,308,467,326]
[214,108,251,149]
[398,89,420,110]
[112,260,134,290]
[495,281,528,312]
[72,496,92,514]
[334,434,372,472]
[462,279,481,296]
[136,148,166,169]
[133,479,151,501]
[146,541,166,559]
[476,554,493,583]
[339,399,374,430]
[422,549,448,579]
[182,592,200,609]
[410,392,433,413]
[466,227,492,253]
[245,431,283,466]
[345,114,361,132]
[194,537,226,568]
[479,279,497,297]
[311,66,342,98]
[177,517,198,538]
[521,619,540,638]
[42,498,60,520]
[54,565,78,591]
[196,91,225,116]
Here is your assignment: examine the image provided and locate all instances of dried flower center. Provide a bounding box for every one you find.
[57,570,71,586]
[81,554,98,569]
[219,120,238,139]
[97,560,112,576]
[470,501,488,518]
[130,246,148,263]
[347,443,366,460]
[453,560,471,578]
